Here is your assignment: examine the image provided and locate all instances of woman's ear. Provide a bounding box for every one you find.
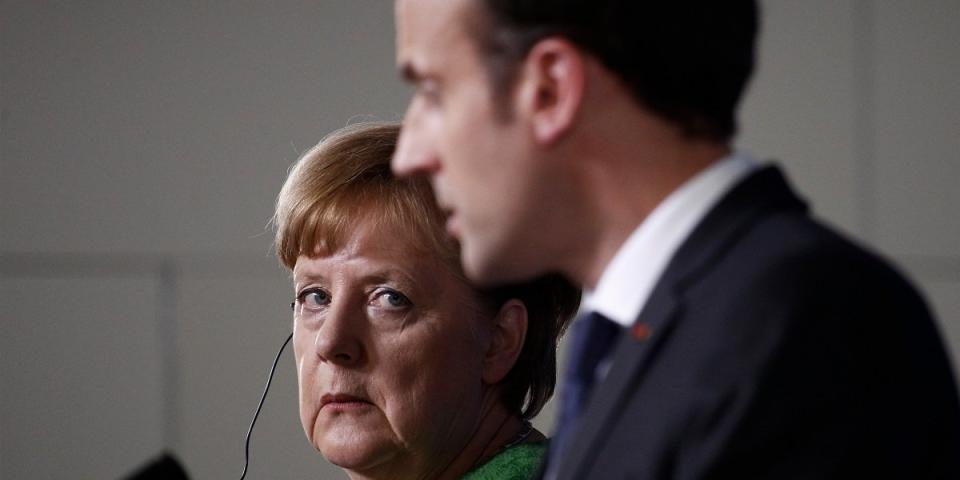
[482,299,528,385]
[514,37,586,147]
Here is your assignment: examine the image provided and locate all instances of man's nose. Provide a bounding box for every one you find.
[392,121,439,177]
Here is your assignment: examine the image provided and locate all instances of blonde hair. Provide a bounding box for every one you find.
[272,122,579,419]
[274,122,457,270]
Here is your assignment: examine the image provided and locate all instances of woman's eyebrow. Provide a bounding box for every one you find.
[292,272,326,289]
[360,267,420,289]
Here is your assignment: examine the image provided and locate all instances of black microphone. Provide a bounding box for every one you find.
[239,332,294,480]
[123,452,189,479]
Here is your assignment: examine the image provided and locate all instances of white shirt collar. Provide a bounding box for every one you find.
[583,151,758,327]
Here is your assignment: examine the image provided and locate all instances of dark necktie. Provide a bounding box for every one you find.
[546,310,621,478]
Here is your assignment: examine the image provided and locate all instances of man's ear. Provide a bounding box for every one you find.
[514,37,587,147]
[482,299,528,385]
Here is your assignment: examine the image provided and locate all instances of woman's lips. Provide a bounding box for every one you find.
[320,393,372,412]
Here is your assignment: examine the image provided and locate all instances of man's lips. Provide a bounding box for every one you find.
[320,393,372,411]
[441,208,461,238]
[432,184,460,238]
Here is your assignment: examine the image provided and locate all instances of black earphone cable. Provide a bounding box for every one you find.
[240,332,294,480]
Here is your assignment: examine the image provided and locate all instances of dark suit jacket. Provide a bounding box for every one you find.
[551,166,960,479]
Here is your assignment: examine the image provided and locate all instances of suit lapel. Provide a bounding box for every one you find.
[556,166,808,479]
[559,289,681,479]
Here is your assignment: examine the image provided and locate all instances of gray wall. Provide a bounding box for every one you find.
[1,1,958,478]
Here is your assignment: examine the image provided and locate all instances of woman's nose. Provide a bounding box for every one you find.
[313,306,364,366]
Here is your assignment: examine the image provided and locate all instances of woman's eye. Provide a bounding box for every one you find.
[371,289,411,310]
[296,288,330,310]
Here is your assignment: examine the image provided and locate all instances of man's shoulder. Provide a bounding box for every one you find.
[674,206,936,359]
[731,209,916,294]
[664,163,910,296]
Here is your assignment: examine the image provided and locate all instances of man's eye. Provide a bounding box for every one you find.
[371,289,411,310]
[295,288,330,310]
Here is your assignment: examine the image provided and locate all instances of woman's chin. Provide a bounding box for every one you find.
[315,429,400,474]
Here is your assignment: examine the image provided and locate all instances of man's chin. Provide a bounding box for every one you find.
[461,241,534,287]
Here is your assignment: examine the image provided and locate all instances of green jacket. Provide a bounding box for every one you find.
[462,442,546,480]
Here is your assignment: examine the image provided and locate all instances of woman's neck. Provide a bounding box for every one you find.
[436,399,525,480]
[345,397,531,480]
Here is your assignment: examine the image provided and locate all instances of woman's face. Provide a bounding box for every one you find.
[291,218,493,478]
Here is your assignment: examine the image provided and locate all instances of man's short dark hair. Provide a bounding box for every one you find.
[470,1,759,141]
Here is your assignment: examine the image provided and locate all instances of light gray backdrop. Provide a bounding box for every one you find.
[2,1,958,479]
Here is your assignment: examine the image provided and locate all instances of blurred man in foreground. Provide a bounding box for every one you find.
[392,0,960,478]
